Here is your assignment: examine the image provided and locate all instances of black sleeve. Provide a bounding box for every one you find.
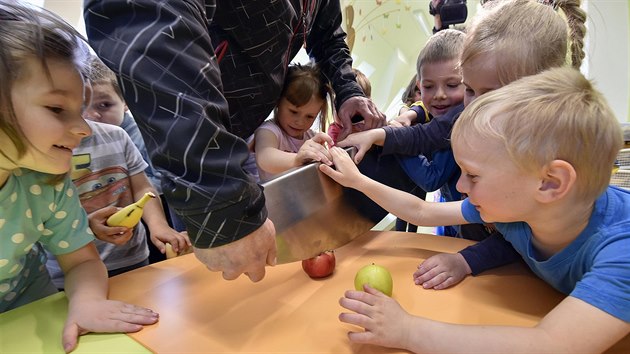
[84,0,266,248]
[459,231,522,275]
[381,104,464,156]
[307,0,364,111]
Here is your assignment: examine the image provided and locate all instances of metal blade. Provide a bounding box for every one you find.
[261,147,375,264]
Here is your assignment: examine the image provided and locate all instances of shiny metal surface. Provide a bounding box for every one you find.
[261,148,375,263]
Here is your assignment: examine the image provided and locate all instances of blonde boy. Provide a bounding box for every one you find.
[320,67,630,353]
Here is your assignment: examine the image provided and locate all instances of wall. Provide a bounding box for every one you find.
[39,0,630,122]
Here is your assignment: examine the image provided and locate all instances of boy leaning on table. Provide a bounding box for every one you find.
[320,67,630,353]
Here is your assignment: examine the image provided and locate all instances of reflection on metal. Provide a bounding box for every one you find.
[262,148,375,264]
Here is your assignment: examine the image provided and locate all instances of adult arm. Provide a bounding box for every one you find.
[84,0,276,281]
[308,1,385,138]
[84,0,266,248]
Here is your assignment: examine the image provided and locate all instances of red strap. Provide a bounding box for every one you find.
[215,40,228,64]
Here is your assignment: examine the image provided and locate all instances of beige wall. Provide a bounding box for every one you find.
[40,0,630,122]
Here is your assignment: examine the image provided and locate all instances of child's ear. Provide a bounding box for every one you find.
[535,160,576,203]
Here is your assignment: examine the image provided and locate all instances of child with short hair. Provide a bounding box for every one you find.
[84,56,187,233]
[390,30,465,129]
[336,0,586,165]
[251,62,334,182]
[0,1,157,350]
[321,67,630,353]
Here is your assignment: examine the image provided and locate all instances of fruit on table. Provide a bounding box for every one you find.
[354,263,393,296]
[302,250,336,278]
[106,192,156,228]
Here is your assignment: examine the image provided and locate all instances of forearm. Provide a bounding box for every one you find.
[354,175,463,227]
[256,149,300,175]
[408,318,559,354]
[382,105,463,156]
[308,0,363,109]
[64,258,108,304]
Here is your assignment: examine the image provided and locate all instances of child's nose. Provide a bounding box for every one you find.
[70,115,92,137]
[83,107,99,121]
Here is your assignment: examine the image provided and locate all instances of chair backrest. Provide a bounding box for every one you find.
[611,169,630,191]
[617,148,630,170]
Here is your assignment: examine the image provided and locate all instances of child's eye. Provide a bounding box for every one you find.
[448,83,461,88]
[97,102,113,110]
[466,173,478,181]
[46,106,63,114]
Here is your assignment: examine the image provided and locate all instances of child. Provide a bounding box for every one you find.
[84,56,187,234]
[45,115,191,286]
[251,62,334,182]
[396,74,421,117]
[321,67,630,353]
[392,29,466,234]
[0,1,157,351]
[336,0,586,166]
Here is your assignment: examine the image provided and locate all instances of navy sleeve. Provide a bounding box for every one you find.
[459,231,522,275]
[84,0,266,248]
[381,104,464,156]
[397,150,458,193]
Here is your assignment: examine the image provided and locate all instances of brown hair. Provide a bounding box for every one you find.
[278,62,333,132]
[0,0,88,167]
[453,67,623,201]
[86,55,123,100]
[416,29,466,77]
[352,68,371,98]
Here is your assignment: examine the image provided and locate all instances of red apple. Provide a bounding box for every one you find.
[301,250,336,278]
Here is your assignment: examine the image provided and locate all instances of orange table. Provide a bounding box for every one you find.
[108,231,630,353]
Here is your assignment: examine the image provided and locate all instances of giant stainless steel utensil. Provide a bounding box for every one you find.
[261,147,375,264]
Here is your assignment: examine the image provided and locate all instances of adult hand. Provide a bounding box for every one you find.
[336,128,386,164]
[336,96,386,141]
[193,218,277,282]
[295,132,334,166]
[413,252,472,290]
[87,206,133,245]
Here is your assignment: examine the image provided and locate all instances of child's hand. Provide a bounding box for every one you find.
[295,132,334,166]
[336,128,385,164]
[150,226,192,255]
[413,253,472,290]
[87,206,133,245]
[62,299,158,353]
[319,147,363,189]
[339,285,414,350]
[389,110,417,128]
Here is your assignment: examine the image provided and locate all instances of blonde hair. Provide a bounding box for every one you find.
[461,0,586,85]
[416,29,466,77]
[277,62,333,132]
[352,68,371,98]
[86,55,123,100]
[452,67,623,201]
[0,1,88,169]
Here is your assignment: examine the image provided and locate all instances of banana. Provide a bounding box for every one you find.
[106,192,156,228]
